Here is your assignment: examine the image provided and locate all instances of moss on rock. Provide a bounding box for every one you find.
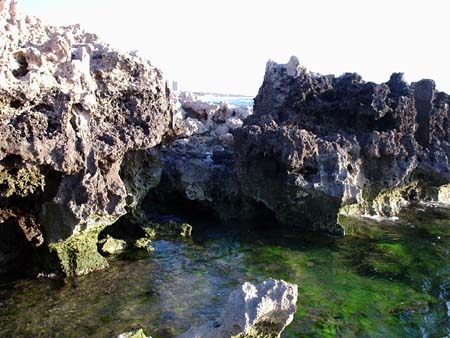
[339,180,433,221]
[152,221,192,238]
[371,181,428,216]
[134,238,155,253]
[133,227,156,252]
[0,167,45,198]
[49,226,108,276]
[232,311,289,338]
[99,235,127,255]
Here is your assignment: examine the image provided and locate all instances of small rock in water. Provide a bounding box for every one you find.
[36,272,60,279]
[117,328,149,338]
[134,238,155,253]
[177,278,298,338]
[153,222,193,238]
[99,235,128,255]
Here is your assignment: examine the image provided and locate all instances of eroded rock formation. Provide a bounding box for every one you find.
[3,0,450,276]
[177,278,298,338]
[143,94,258,224]
[235,56,450,233]
[0,0,180,275]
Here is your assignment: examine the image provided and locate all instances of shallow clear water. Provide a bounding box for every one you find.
[1,207,450,338]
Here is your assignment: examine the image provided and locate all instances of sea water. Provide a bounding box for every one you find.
[1,207,450,338]
[196,95,254,107]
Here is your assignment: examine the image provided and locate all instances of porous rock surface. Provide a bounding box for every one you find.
[177,278,298,338]
[144,93,255,223]
[234,56,450,233]
[0,0,179,274]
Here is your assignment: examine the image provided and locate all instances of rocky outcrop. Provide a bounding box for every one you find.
[0,0,180,275]
[178,278,298,338]
[176,91,252,143]
[143,134,243,222]
[234,56,450,233]
[142,93,257,224]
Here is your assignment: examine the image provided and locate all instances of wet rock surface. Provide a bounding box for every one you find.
[234,56,450,232]
[0,0,179,274]
[177,278,298,338]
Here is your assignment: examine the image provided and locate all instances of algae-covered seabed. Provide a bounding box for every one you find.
[1,208,450,338]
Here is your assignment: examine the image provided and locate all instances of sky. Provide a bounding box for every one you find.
[20,0,450,96]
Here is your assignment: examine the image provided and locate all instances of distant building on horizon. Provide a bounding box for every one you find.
[172,81,179,91]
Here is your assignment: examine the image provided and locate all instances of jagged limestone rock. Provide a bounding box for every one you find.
[177,278,298,338]
[234,57,450,231]
[0,0,180,274]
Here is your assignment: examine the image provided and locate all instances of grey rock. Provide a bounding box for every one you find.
[234,56,450,232]
[0,1,178,273]
[177,278,298,338]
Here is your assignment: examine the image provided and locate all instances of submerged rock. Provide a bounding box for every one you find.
[99,235,127,255]
[177,278,298,338]
[437,184,450,205]
[234,56,450,232]
[0,0,179,275]
[152,221,192,238]
[133,227,156,252]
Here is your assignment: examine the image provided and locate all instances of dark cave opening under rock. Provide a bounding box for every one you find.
[0,216,33,275]
[140,173,279,230]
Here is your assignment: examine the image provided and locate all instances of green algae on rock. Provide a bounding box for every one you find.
[367,180,430,216]
[99,235,128,255]
[232,310,292,338]
[49,226,108,276]
[0,167,45,198]
[339,180,436,222]
[134,238,155,253]
[132,222,192,252]
[3,210,450,338]
[152,222,193,238]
